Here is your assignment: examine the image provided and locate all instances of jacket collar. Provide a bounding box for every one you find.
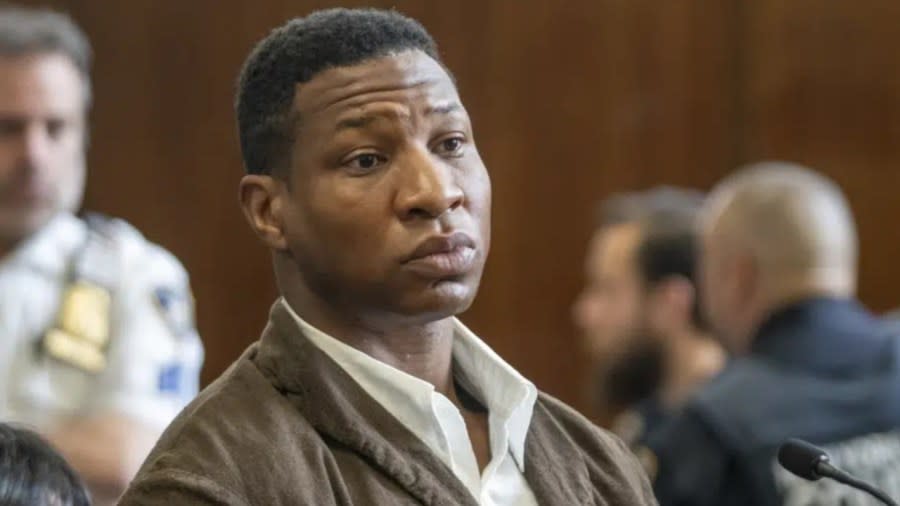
[251,300,592,505]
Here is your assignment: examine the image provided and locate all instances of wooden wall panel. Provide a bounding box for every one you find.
[740,0,900,311]
[11,0,900,413]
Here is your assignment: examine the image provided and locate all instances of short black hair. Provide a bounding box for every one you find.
[236,8,441,176]
[598,187,707,328]
[0,4,92,105]
[0,423,90,506]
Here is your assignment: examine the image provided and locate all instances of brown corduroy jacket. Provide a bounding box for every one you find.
[119,301,657,505]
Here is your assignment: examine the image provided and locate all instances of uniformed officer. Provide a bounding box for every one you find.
[649,161,900,505]
[0,6,203,503]
[572,187,724,449]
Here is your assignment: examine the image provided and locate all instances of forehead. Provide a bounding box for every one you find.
[293,50,461,121]
[0,52,85,115]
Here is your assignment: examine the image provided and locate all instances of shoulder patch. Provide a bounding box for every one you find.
[154,286,196,337]
[158,362,185,394]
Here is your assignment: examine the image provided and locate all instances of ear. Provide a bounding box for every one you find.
[648,276,696,329]
[735,252,759,304]
[238,175,289,251]
[660,275,697,326]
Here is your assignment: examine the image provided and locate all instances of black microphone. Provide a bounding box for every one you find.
[777,438,899,506]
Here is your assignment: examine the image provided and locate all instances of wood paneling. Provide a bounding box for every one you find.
[13,0,900,412]
[739,0,900,314]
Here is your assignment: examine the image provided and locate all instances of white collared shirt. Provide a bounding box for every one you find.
[0,212,203,430]
[282,299,539,506]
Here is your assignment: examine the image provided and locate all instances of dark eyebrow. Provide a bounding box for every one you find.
[334,106,411,132]
[334,102,462,133]
[335,115,376,132]
[425,103,462,116]
[0,115,27,132]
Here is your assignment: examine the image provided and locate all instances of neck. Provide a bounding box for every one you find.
[341,319,457,398]
[766,269,855,305]
[728,268,856,354]
[280,278,457,398]
[661,329,725,408]
[738,272,855,351]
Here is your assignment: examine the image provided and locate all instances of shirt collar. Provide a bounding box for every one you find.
[280,298,537,471]
[451,317,537,468]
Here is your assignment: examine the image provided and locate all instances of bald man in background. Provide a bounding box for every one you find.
[649,162,900,506]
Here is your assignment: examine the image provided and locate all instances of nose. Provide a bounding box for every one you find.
[14,122,53,171]
[394,146,464,221]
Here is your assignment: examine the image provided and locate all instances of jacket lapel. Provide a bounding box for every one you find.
[252,300,478,506]
[524,400,595,505]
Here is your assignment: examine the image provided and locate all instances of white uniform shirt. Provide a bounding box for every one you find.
[0,212,203,431]
[283,299,539,506]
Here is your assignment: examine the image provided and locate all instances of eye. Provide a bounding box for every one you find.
[0,118,23,137]
[46,119,66,140]
[343,152,387,175]
[433,135,466,157]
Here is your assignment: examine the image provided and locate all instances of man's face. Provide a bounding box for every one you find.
[0,53,87,247]
[277,50,490,323]
[573,223,647,361]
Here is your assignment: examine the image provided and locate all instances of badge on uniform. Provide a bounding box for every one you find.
[42,281,112,373]
[154,286,201,401]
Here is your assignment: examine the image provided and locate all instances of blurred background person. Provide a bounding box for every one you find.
[650,161,900,505]
[0,422,90,506]
[573,187,725,447]
[0,5,202,503]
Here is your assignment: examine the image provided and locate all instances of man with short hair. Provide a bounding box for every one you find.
[649,162,900,505]
[573,187,724,446]
[0,5,203,503]
[120,8,657,505]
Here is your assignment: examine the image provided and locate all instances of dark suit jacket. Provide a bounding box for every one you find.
[650,297,900,506]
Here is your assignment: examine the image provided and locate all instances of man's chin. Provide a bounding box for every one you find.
[394,280,478,322]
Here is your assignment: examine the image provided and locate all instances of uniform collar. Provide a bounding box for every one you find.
[1,212,84,275]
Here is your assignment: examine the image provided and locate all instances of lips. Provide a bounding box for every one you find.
[403,232,477,278]
[0,178,52,204]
